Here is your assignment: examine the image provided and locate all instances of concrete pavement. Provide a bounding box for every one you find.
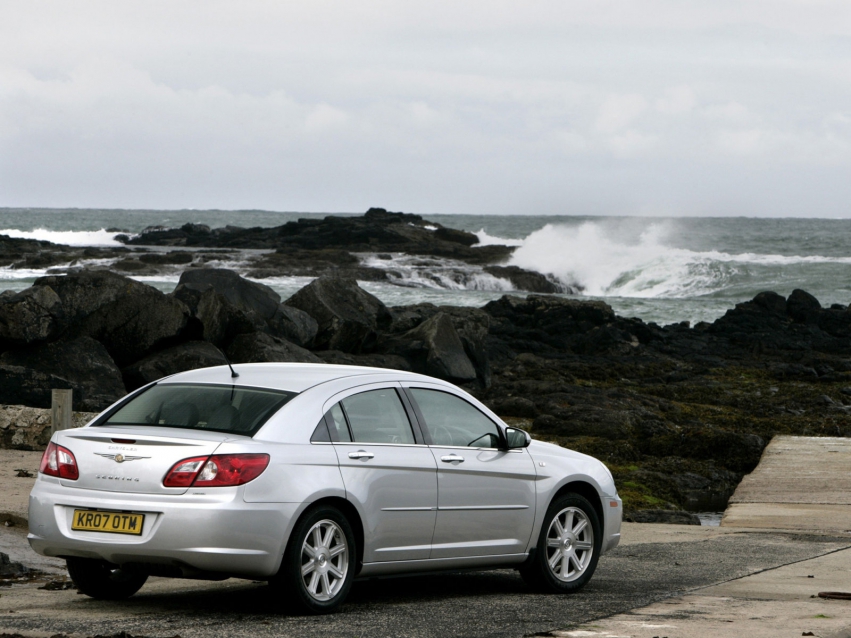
[552,544,851,638]
[2,439,851,636]
[723,436,851,533]
[2,523,849,637]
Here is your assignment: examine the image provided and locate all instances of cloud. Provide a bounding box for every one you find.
[655,86,696,115]
[1,1,851,215]
[595,94,648,133]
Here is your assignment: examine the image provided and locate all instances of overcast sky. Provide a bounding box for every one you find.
[2,1,851,216]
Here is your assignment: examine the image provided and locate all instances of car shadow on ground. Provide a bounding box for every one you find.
[111,568,532,615]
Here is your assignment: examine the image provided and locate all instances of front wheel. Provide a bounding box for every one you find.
[520,493,602,593]
[66,557,148,599]
[273,505,356,614]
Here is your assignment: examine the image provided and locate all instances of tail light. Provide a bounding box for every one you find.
[163,454,269,488]
[39,442,79,480]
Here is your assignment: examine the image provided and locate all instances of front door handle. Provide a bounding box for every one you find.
[441,454,465,463]
[348,450,374,460]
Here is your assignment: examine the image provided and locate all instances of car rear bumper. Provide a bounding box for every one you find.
[27,476,297,579]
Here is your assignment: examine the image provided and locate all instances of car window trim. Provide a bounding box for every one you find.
[403,386,507,450]
[399,387,432,445]
[335,401,355,442]
[92,382,298,436]
[396,386,427,445]
[331,441,429,448]
[335,386,423,446]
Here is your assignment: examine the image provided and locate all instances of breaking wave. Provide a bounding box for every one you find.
[509,221,851,299]
[361,254,515,291]
[473,229,524,247]
[0,228,125,247]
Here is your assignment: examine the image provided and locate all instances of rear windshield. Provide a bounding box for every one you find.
[100,384,296,436]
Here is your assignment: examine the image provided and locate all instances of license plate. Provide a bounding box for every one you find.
[71,509,145,535]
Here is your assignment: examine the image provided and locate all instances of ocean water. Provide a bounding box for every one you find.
[3,207,851,326]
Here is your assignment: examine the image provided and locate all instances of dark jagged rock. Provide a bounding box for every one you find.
[121,207,515,265]
[787,288,822,323]
[624,510,701,525]
[315,351,412,371]
[267,304,318,348]
[138,251,194,265]
[0,234,81,269]
[380,310,476,382]
[0,337,125,411]
[284,277,391,353]
[0,551,29,576]
[488,396,539,418]
[483,265,567,294]
[73,290,191,367]
[383,304,492,386]
[225,332,322,364]
[172,284,254,347]
[485,294,616,356]
[533,407,632,440]
[247,248,388,281]
[0,363,74,411]
[405,312,477,382]
[3,271,851,518]
[26,271,192,366]
[177,268,280,322]
[34,270,148,325]
[2,213,565,294]
[122,341,228,391]
[0,285,64,346]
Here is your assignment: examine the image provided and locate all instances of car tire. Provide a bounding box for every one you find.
[274,505,356,615]
[66,557,148,599]
[520,493,602,593]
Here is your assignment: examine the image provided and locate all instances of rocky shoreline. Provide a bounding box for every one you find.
[0,209,572,294]
[2,212,851,520]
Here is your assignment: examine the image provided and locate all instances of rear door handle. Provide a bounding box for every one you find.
[348,450,374,460]
[441,454,465,463]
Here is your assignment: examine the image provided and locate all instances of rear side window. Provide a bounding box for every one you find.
[410,388,501,448]
[101,384,296,436]
[327,404,352,442]
[340,389,415,444]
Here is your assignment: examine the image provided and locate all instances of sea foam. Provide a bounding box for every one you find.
[509,220,851,299]
[0,228,124,247]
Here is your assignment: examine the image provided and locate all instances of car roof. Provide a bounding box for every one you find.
[159,362,439,394]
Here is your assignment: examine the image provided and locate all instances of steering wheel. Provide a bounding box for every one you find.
[432,426,454,446]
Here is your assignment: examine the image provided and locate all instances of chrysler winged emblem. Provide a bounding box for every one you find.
[95,453,149,464]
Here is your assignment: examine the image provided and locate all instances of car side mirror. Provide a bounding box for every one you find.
[504,427,531,449]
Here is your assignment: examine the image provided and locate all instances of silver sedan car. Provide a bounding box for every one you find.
[29,363,622,614]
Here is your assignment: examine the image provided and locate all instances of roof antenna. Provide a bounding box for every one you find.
[221,350,239,379]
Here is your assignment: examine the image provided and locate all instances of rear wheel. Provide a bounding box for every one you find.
[273,505,356,614]
[66,557,148,599]
[520,493,602,593]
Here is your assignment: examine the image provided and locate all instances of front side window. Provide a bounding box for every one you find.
[339,389,415,444]
[101,384,296,436]
[410,388,501,448]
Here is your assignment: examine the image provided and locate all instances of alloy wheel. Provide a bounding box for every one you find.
[300,519,349,601]
[545,506,594,582]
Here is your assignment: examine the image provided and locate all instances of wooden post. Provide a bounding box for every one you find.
[51,389,73,436]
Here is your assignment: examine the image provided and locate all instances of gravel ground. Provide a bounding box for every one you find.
[1,527,848,638]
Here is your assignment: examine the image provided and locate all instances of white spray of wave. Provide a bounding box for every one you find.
[474,229,524,247]
[509,221,851,299]
[361,253,515,291]
[0,228,124,247]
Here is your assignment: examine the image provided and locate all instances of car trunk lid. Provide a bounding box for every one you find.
[56,427,237,495]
